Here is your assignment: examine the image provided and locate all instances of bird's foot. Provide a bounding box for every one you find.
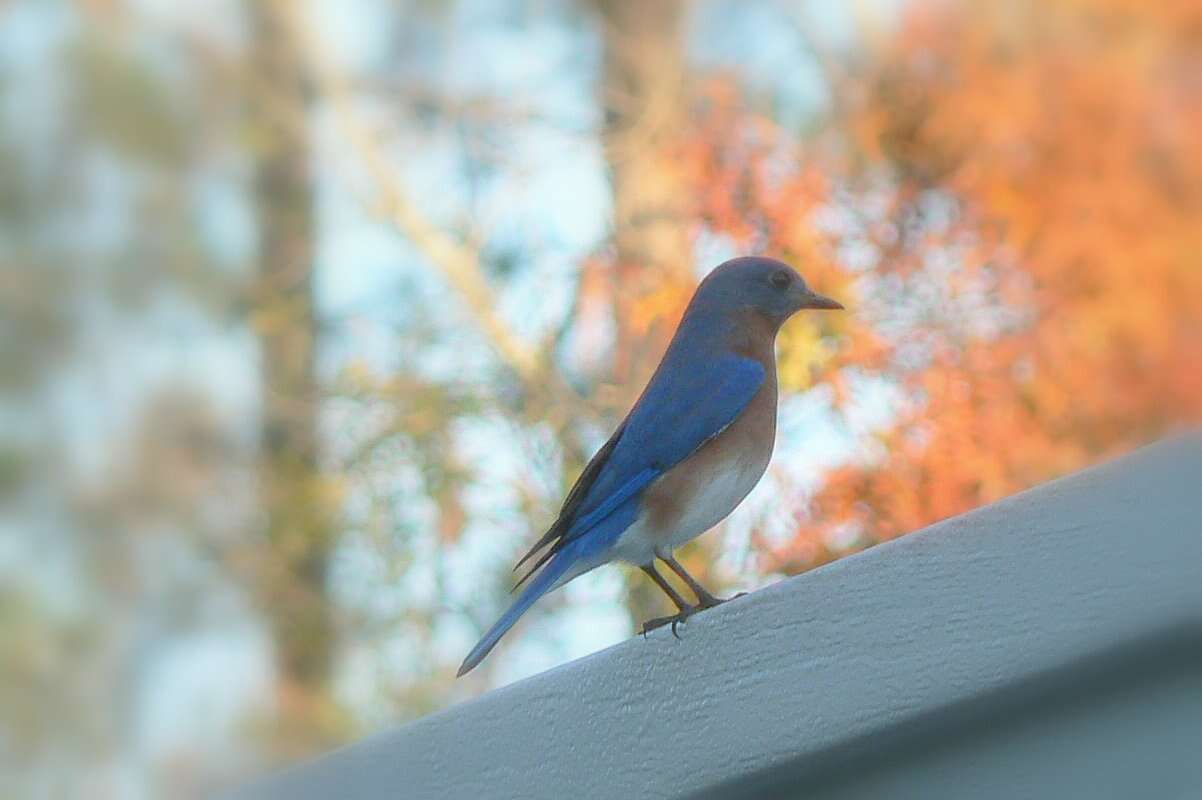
[640,592,749,638]
[640,606,698,639]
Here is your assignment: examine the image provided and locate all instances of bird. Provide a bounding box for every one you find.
[457,256,843,676]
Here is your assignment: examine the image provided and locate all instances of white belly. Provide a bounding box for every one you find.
[611,440,771,566]
[663,453,766,548]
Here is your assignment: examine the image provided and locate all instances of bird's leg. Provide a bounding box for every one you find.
[639,564,695,639]
[660,553,746,609]
[641,564,690,611]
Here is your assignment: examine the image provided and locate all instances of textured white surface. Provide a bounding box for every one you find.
[233,433,1202,800]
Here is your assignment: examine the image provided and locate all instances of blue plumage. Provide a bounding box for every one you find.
[458,256,842,676]
[566,352,765,544]
[457,537,589,678]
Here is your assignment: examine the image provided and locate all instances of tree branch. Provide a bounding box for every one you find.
[268,0,541,384]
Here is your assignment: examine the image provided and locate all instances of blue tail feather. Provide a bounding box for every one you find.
[457,548,579,677]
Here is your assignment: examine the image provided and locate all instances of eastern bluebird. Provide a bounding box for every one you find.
[458,257,843,676]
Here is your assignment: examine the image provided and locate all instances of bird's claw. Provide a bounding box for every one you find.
[641,607,695,638]
[641,590,750,637]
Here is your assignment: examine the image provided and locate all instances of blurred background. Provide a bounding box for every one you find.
[2,0,1200,796]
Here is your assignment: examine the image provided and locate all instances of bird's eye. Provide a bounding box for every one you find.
[770,270,791,290]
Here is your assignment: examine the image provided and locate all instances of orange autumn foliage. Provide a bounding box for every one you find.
[794,0,1202,561]
[677,0,1202,569]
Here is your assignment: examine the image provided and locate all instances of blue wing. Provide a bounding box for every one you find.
[514,346,766,580]
[576,353,765,531]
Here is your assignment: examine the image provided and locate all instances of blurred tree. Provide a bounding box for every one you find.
[6,0,1200,794]
[246,0,343,753]
[595,0,691,382]
[774,0,1202,563]
[0,3,257,794]
[594,0,707,623]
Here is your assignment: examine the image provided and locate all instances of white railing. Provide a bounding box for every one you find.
[233,433,1202,799]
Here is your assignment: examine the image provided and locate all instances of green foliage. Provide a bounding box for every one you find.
[68,37,192,167]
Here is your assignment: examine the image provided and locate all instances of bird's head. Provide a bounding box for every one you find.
[691,256,843,326]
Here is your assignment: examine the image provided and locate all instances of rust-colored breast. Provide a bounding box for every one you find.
[640,311,780,548]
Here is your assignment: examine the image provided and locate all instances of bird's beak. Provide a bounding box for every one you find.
[800,289,844,311]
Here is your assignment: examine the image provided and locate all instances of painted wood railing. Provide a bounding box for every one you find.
[233,432,1202,799]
